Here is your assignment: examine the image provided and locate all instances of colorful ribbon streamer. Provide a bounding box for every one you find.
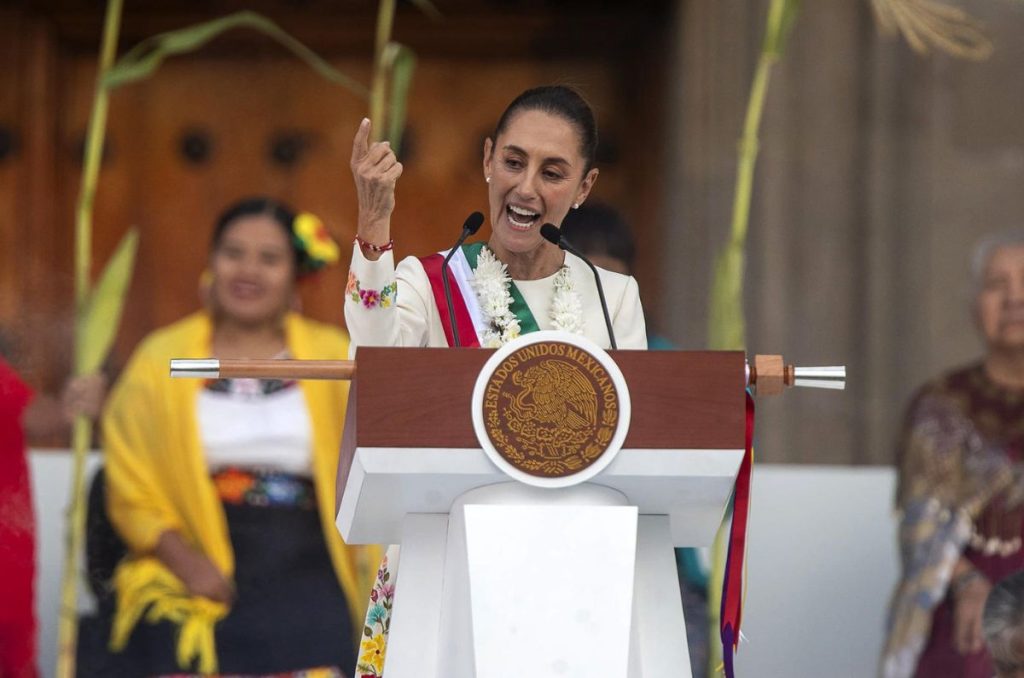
[720,390,755,677]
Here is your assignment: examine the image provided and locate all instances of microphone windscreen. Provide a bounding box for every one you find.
[464,211,485,235]
[540,223,561,245]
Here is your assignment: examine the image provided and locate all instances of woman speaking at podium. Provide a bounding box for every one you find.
[343,85,648,676]
[344,85,647,353]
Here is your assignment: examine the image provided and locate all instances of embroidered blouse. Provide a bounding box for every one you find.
[198,376,313,476]
[344,243,648,352]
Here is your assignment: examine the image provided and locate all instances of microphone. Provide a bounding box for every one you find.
[540,223,617,350]
[442,212,485,347]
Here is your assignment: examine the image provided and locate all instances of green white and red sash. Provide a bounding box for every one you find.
[419,242,540,348]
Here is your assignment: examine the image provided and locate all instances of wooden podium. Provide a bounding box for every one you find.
[335,344,747,678]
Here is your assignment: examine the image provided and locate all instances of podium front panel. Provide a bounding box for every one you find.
[353,348,745,450]
[337,348,746,547]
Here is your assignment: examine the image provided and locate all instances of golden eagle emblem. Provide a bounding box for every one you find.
[482,342,619,478]
[510,360,598,431]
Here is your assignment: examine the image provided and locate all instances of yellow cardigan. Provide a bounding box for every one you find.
[103,311,380,673]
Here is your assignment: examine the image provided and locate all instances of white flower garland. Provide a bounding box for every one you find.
[550,261,584,336]
[472,246,521,347]
[471,246,584,348]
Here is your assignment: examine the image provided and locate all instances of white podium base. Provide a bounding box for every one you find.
[382,482,691,678]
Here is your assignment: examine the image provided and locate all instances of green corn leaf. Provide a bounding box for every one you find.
[382,42,417,154]
[104,11,368,98]
[75,229,138,375]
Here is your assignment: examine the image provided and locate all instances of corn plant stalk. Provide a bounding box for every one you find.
[57,0,124,674]
[369,0,397,142]
[705,1,799,672]
[703,56,775,662]
[703,0,990,669]
[707,0,797,353]
[369,0,437,149]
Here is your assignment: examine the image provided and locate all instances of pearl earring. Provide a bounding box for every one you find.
[573,203,580,209]
[485,176,491,183]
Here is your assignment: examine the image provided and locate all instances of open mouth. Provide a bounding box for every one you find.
[229,281,264,300]
[506,203,541,230]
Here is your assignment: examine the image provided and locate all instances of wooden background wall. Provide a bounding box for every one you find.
[13,1,1022,465]
[0,1,669,427]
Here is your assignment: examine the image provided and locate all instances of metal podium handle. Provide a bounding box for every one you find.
[792,366,846,390]
[746,356,846,394]
[170,359,220,378]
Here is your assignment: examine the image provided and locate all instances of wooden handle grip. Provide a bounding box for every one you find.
[171,359,356,381]
[219,359,355,380]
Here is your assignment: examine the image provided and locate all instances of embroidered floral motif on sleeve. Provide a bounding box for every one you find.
[356,553,394,677]
[347,271,397,310]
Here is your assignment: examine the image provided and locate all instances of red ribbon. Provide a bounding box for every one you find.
[720,390,755,678]
[419,253,480,348]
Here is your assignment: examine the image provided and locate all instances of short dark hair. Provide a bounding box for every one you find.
[492,85,599,171]
[559,202,635,272]
[211,196,303,273]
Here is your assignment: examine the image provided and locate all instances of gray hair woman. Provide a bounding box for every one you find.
[881,231,1024,678]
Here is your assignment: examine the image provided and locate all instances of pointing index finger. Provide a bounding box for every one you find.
[351,118,371,164]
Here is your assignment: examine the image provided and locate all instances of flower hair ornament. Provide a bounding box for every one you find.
[292,212,341,276]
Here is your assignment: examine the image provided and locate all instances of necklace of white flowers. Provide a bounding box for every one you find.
[471,245,584,348]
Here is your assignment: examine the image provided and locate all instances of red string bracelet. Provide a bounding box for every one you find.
[355,234,394,253]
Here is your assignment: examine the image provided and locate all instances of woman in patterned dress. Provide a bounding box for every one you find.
[882,232,1024,678]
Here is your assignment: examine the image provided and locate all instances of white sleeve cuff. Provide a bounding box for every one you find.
[346,243,398,310]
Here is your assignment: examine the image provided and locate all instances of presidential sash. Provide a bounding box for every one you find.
[420,242,541,347]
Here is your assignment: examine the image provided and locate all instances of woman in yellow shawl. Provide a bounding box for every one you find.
[103,197,380,676]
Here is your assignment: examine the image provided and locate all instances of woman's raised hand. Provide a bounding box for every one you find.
[350,118,403,259]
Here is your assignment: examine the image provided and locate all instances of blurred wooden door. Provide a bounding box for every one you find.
[0,3,669,401]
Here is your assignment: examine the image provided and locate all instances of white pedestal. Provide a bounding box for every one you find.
[378,482,695,678]
[628,516,692,678]
[464,503,637,677]
[338,444,740,678]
